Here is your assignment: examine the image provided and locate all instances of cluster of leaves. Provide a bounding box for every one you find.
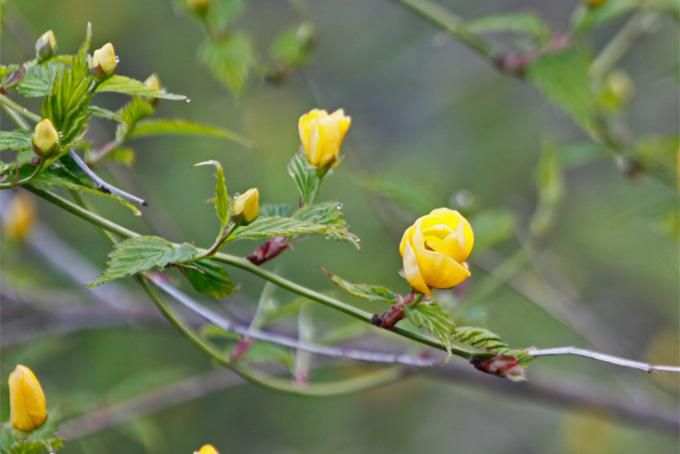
[178,0,315,95]
[0,417,62,454]
[0,24,247,214]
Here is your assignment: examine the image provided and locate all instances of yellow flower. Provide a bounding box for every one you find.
[232,188,260,225]
[35,30,57,62]
[194,444,219,454]
[3,193,37,241]
[9,365,47,433]
[32,118,59,156]
[298,108,351,169]
[90,42,117,78]
[399,208,474,295]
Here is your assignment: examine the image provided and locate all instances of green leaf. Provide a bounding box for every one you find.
[16,62,63,97]
[571,0,638,31]
[89,105,122,121]
[96,75,187,100]
[0,130,32,151]
[287,151,321,205]
[195,160,230,228]
[323,269,397,303]
[405,302,457,354]
[292,201,360,248]
[260,203,292,217]
[108,147,136,166]
[41,64,92,146]
[199,33,254,95]
[182,259,236,298]
[633,135,679,186]
[452,326,510,354]
[128,119,252,146]
[526,49,597,137]
[270,22,315,68]
[32,166,142,215]
[469,209,515,253]
[208,0,246,30]
[89,236,200,287]
[7,438,63,454]
[467,12,551,42]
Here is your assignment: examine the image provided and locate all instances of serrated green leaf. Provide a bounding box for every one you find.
[467,12,551,42]
[128,119,251,146]
[470,209,516,253]
[405,302,456,354]
[7,438,63,454]
[96,75,187,100]
[199,33,254,95]
[287,151,321,205]
[526,49,597,137]
[89,236,199,287]
[0,130,32,151]
[323,269,396,303]
[260,203,292,217]
[292,201,360,248]
[89,105,121,121]
[195,160,230,228]
[270,22,315,68]
[452,326,510,354]
[32,166,142,215]
[182,259,236,298]
[16,62,63,97]
[41,63,92,146]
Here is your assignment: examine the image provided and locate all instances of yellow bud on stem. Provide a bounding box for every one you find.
[9,365,47,433]
[195,444,219,454]
[232,188,260,225]
[90,42,118,79]
[35,30,57,62]
[32,118,59,156]
[298,108,351,171]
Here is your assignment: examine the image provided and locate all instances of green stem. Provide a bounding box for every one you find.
[0,94,41,123]
[397,0,496,62]
[198,222,237,259]
[26,186,485,360]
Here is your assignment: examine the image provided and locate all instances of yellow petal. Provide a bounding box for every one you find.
[402,235,431,295]
[195,444,219,454]
[411,223,471,289]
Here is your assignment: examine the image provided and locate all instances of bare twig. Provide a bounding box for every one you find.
[529,347,680,374]
[68,150,147,206]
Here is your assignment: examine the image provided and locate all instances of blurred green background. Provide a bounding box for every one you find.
[1,0,678,452]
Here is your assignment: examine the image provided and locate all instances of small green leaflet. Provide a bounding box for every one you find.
[41,63,92,146]
[526,49,597,138]
[181,259,236,299]
[194,160,230,228]
[96,75,187,100]
[16,62,63,97]
[89,236,199,287]
[467,12,551,42]
[287,151,321,206]
[199,33,254,95]
[323,269,396,303]
[89,105,121,121]
[128,119,252,147]
[405,302,457,355]
[452,326,510,354]
[0,130,32,151]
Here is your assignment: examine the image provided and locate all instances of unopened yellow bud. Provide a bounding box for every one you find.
[90,42,117,78]
[9,365,47,433]
[35,30,57,62]
[399,208,474,295]
[32,118,59,156]
[298,108,351,170]
[144,73,162,106]
[194,444,219,454]
[232,188,259,225]
[3,193,37,241]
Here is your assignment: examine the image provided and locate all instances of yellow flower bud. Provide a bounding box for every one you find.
[298,108,351,169]
[3,193,37,241]
[9,365,47,433]
[232,188,260,225]
[90,42,118,78]
[399,208,474,295]
[32,118,59,156]
[144,73,162,106]
[195,444,219,454]
[35,30,57,62]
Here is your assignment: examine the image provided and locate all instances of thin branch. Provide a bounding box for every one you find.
[529,347,680,374]
[149,274,443,368]
[68,150,147,207]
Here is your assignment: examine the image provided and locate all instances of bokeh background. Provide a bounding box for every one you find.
[1,0,678,452]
